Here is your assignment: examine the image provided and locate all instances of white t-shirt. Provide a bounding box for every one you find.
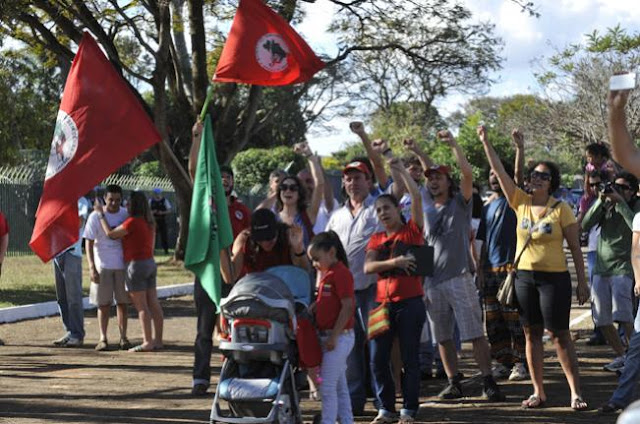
[313,198,340,234]
[633,213,640,233]
[83,207,128,270]
[587,225,601,252]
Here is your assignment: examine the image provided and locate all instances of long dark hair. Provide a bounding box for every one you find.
[529,161,561,194]
[308,231,349,268]
[375,193,407,224]
[129,191,154,227]
[276,175,308,213]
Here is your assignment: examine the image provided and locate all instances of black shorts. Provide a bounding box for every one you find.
[515,270,572,331]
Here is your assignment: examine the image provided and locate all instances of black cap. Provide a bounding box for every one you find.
[251,209,278,242]
[220,165,233,177]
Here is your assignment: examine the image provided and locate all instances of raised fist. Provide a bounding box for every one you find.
[371,138,390,155]
[349,121,365,135]
[293,141,313,157]
[437,130,455,145]
[511,128,524,148]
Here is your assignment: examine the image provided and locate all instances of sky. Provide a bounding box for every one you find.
[297,0,640,156]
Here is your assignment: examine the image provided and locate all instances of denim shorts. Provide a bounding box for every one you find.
[125,259,157,292]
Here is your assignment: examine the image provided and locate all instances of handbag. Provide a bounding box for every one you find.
[497,201,561,308]
[367,302,390,340]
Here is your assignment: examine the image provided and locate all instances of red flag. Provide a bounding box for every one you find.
[29,33,161,262]
[213,0,325,86]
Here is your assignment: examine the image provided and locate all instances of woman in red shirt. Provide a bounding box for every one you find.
[364,159,426,423]
[308,231,355,424]
[95,191,163,352]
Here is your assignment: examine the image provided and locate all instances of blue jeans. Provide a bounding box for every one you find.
[53,251,85,340]
[346,284,377,412]
[610,302,640,407]
[370,296,426,417]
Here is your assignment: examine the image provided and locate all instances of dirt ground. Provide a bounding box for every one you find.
[0,297,628,424]
[0,295,627,424]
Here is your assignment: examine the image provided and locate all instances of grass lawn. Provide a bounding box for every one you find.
[0,252,194,308]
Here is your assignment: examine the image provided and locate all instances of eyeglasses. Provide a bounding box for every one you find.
[589,183,600,187]
[279,183,299,192]
[615,183,632,191]
[530,171,551,181]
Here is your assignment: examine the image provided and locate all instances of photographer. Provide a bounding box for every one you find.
[582,172,640,372]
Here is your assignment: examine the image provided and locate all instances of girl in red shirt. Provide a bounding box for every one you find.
[95,191,164,352]
[308,231,355,424]
[364,158,426,423]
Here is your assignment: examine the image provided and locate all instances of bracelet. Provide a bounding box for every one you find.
[294,250,306,257]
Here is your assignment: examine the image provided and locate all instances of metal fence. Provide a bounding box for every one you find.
[0,166,344,256]
[0,166,178,256]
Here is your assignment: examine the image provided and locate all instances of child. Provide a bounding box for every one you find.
[308,231,355,424]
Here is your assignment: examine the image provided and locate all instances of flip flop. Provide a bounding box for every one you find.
[128,344,154,352]
[571,396,588,411]
[522,394,546,409]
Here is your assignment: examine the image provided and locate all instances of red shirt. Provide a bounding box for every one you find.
[0,212,8,237]
[122,217,154,262]
[229,197,251,239]
[241,235,292,274]
[315,261,355,331]
[366,220,425,303]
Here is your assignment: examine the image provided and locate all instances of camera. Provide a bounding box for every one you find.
[599,181,613,193]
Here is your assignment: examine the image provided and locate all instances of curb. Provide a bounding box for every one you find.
[0,282,194,324]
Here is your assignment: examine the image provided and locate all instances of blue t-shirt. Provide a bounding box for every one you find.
[476,196,517,269]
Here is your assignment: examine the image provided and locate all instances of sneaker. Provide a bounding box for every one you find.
[398,414,415,424]
[191,383,208,396]
[64,337,83,348]
[482,377,506,402]
[95,340,109,351]
[586,334,607,346]
[604,356,626,372]
[53,334,70,346]
[370,411,396,424]
[492,363,510,380]
[438,381,463,399]
[509,363,528,381]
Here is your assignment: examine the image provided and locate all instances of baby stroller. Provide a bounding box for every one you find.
[210,265,312,424]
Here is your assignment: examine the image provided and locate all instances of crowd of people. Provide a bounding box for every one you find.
[2,86,640,423]
[186,85,640,423]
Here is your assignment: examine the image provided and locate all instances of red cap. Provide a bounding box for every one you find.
[343,161,371,176]
[424,165,451,178]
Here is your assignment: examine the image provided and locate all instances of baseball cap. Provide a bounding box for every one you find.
[343,160,371,176]
[424,165,451,178]
[251,209,278,242]
[153,187,162,194]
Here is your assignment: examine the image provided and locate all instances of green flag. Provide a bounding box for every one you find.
[185,115,233,310]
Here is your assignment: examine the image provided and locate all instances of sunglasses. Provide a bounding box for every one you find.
[530,171,551,181]
[588,182,601,187]
[279,183,299,192]
[615,183,632,191]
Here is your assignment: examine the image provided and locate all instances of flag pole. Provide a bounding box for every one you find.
[199,85,214,122]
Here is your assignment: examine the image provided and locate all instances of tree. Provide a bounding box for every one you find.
[231,146,306,194]
[0,48,62,164]
[535,26,640,150]
[330,1,503,115]
[0,0,503,259]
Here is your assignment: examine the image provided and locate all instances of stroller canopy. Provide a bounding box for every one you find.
[221,271,295,323]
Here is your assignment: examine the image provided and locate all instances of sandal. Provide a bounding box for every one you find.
[128,344,154,352]
[521,394,546,409]
[571,396,588,411]
[119,338,132,351]
[95,340,108,351]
